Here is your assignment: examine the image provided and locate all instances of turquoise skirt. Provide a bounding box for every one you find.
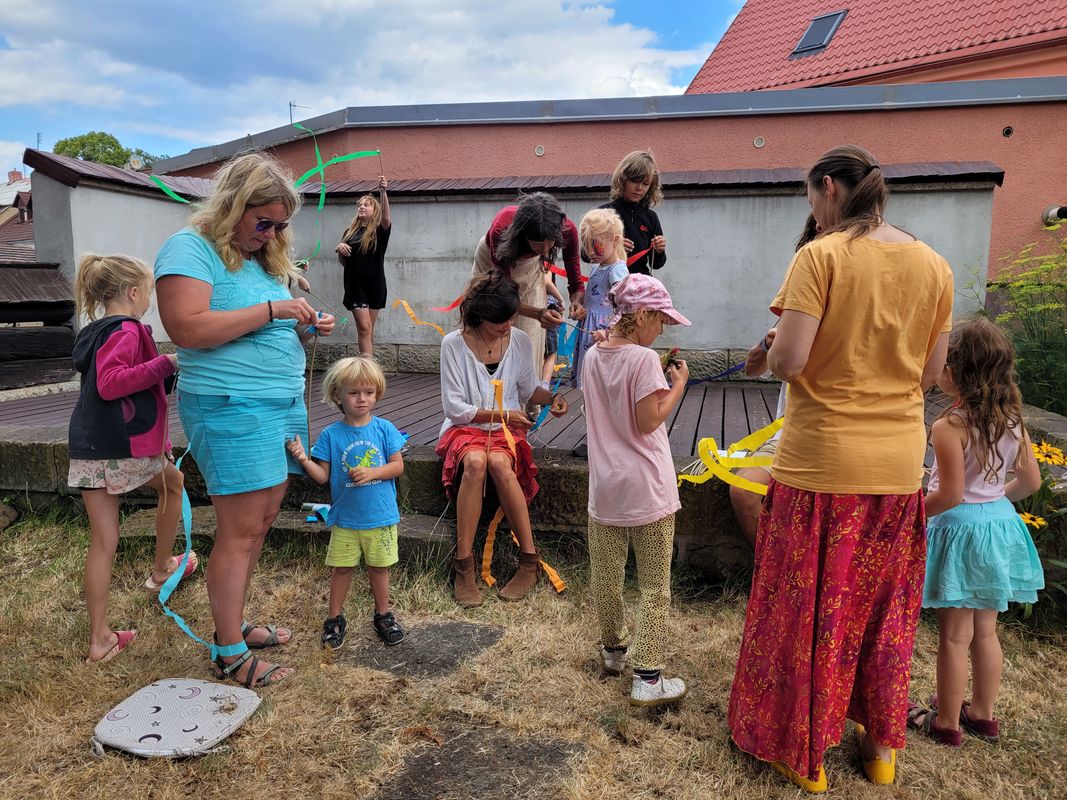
[178,392,307,496]
[923,496,1044,612]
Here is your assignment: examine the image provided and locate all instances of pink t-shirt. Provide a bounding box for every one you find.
[581,342,681,526]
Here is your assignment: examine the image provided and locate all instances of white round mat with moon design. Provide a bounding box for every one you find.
[91,678,261,758]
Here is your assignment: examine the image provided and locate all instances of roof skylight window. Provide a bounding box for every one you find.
[790,10,848,58]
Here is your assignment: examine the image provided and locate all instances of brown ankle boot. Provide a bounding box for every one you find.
[453,555,483,608]
[499,550,540,602]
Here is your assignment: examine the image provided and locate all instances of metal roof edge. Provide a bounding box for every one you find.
[152,76,1067,174]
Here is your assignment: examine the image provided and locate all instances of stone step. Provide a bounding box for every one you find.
[121,508,456,566]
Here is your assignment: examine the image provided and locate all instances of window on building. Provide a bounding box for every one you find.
[790,10,848,59]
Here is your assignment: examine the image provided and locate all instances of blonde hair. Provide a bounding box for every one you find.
[322,356,387,407]
[611,309,662,338]
[340,194,383,255]
[609,150,663,207]
[189,152,301,278]
[579,208,626,264]
[73,254,152,321]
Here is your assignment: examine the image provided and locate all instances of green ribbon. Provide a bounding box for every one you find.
[149,175,191,204]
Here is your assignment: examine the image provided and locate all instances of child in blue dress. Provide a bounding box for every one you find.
[572,208,629,388]
[908,317,1044,746]
[287,356,407,648]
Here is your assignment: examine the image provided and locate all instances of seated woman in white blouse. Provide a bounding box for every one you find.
[436,271,568,609]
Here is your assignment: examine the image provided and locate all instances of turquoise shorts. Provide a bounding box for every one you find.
[326,524,399,568]
[178,391,307,496]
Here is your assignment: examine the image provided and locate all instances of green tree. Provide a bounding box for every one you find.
[53,131,167,168]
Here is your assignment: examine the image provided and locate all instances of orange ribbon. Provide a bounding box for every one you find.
[477,379,565,593]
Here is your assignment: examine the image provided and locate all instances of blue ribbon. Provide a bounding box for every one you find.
[157,449,243,661]
[532,323,580,431]
[686,360,746,386]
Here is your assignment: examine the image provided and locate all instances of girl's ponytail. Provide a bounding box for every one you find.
[74,254,151,321]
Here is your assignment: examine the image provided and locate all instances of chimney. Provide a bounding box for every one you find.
[7,170,23,184]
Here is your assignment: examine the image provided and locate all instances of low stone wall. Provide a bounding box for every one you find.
[0,424,752,581]
[304,339,767,381]
[6,398,1065,583]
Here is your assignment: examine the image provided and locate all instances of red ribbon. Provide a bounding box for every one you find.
[626,247,652,267]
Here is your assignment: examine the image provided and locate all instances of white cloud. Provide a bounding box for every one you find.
[0,0,726,151]
[0,140,29,173]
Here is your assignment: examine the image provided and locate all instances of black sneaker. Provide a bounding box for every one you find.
[571,442,588,458]
[322,613,347,649]
[373,611,405,646]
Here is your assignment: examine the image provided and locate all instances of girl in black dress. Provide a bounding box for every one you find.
[600,151,667,274]
[336,176,392,355]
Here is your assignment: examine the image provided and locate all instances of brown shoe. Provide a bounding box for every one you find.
[453,555,483,608]
[499,550,540,602]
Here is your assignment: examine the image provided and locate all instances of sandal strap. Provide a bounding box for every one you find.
[220,649,253,679]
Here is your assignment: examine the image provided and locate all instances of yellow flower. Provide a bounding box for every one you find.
[1019,512,1047,529]
[1033,441,1065,465]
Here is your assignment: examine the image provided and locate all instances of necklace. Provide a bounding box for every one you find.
[473,327,505,361]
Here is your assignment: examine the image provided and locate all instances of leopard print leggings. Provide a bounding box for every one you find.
[587,514,675,672]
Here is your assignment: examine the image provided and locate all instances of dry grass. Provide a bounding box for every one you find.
[1,514,1066,799]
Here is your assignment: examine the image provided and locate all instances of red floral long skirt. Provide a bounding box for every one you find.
[728,480,926,781]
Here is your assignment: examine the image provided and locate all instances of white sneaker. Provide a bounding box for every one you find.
[629,674,688,707]
[600,646,628,676]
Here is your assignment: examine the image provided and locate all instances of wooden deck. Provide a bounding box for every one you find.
[0,373,799,458]
[0,373,948,465]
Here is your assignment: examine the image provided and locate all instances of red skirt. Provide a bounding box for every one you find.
[435,425,539,503]
[727,480,926,781]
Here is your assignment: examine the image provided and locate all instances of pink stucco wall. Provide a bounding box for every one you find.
[173,101,1067,275]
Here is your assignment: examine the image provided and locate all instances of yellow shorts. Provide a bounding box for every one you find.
[325,524,399,568]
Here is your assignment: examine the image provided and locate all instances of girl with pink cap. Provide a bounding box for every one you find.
[580,272,692,707]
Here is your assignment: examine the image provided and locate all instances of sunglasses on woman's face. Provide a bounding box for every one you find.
[254,218,290,233]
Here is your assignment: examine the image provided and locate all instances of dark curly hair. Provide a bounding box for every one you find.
[494,192,565,268]
[460,270,521,329]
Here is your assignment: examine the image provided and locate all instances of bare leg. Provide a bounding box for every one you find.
[354,307,375,356]
[328,567,355,618]
[145,461,185,584]
[487,451,536,553]
[455,451,487,559]
[82,489,123,661]
[240,480,291,646]
[729,468,769,548]
[935,607,974,731]
[209,486,293,683]
[542,351,555,385]
[367,566,391,614]
[969,609,1002,720]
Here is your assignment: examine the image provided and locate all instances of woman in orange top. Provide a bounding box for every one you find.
[727,145,953,792]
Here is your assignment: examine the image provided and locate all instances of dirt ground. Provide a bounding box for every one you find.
[1,515,1065,800]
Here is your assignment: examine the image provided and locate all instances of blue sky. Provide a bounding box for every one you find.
[0,1,740,173]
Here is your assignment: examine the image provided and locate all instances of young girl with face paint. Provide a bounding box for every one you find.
[571,209,629,389]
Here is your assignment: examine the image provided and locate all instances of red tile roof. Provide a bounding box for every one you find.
[687,0,1067,94]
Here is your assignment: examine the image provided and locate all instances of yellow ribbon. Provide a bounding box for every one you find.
[391,299,445,337]
[678,417,784,496]
[490,379,517,455]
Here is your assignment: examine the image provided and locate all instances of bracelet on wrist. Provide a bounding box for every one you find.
[267,299,274,323]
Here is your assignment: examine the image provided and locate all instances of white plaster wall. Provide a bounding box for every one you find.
[35,180,992,347]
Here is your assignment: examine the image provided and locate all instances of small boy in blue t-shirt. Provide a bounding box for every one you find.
[287,356,406,648]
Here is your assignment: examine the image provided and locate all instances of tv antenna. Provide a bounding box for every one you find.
[289,102,311,125]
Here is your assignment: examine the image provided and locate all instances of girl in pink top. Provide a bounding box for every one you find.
[580,273,691,708]
[68,254,195,664]
[908,317,1043,747]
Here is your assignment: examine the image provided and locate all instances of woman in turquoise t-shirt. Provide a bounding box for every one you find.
[156,152,336,689]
